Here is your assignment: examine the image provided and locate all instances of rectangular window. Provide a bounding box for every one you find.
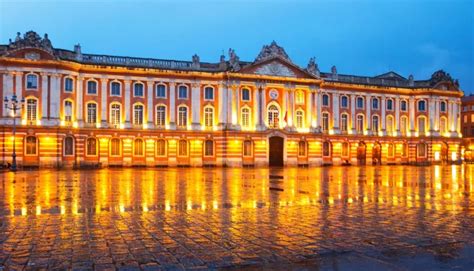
[64,78,74,92]
[341,114,348,132]
[87,104,97,124]
[322,113,329,131]
[111,82,121,96]
[178,86,188,99]
[134,84,144,97]
[27,99,37,122]
[298,141,306,156]
[156,85,166,98]
[204,87,214,100]
[243,141,252,157]
[26,74,38,89]
[87,81,97,95]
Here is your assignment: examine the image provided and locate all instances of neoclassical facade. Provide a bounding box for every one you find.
[0,31,464,168]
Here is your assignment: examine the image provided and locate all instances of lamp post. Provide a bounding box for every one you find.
[4,94,25,171]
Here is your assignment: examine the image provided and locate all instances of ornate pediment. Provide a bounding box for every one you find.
[254,61,296,77]
[255,41,290,62]
[5,31,55,57]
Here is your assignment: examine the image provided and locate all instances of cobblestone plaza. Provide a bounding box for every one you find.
[0,165,473,270]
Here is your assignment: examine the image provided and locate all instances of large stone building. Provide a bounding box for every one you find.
[0,31,464,168]
[461,95,474,161]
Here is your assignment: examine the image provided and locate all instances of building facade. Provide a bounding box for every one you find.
[461,95,474,161]
[0,31,464,168]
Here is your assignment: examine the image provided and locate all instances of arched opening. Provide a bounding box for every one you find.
[372,142,382,165]
[269,136,284,167]
[357,141,366,165]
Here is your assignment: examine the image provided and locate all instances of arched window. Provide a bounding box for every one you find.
[133,104,144,125]
[386,99,393,110]
[178,140,188,156]
[440,101,447,112]
[342,142,349,157]
[372,97,379,110]
[86,138,97,156]
[322,112,329,132]
[241,107,250,128]
[298,141,307,156]
[86,103,97,124]
[417,116,426,134]
[110,103,121,126]
[156,84,166,98]
[400,116,408,136]
[388,143,395,158]
[204,86,214,100]
[25,136,37,155]
[372,115,379,133]
[295,110,304,128]
[110,138,121,156]
[341,96,348,108]
[64,136,74,156]
[295,90,304,105]
[356,114,364,134]
[322,141,331,157]
[178,106,188,127]
[357,97,364,109]
[267,105,279,128]
[26,74,38,89]
[322,94,329,106]
[241,88,250,101]
[87,80,97,95]
[418,100,426,112]
[400,100,408,111]
[64,77,74,92]
[243,140,252,157]
[386,115,394,134]
[64,100,73,122]
[417,143,427,158]
[26,98,38,122]
[204,140,214,156]
[402,143,408,157]
[156,139,166,156]
[156,105,166,127]
[440,117,447,134]
[134,83,144,97]
[341,113,348,132]
[111,81,121,96]
[134,138,144,156]
[204,107,214,128]
[178,85,188,99]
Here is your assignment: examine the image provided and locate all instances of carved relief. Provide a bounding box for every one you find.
[255,61,296,77]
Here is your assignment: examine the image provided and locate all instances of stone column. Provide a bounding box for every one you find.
[146,80,154,128]
[2,72,14,118]
[428,97,435,133]
[395,96,401,136]
[332,92,340,133]
[230,84,239,128]
[169,81,176,129]
[366,95,371,135]
[288,88,294,128]
[381,96,386,136]
[316,90,322,130]
[253,85,260,129]
[350,94,356,134]
[191,81,201,130]
[258,86,266,130]
[456,101,461,135]
[124,79,131,128]
[76,76,84,126]
[50,74,61,124]
[306,89,312,128]
[14,72,23,122]
[409,97,415,134]
[100,78,108,127]
[40,73,49,121]
[218,82,227,129]
[433,98,440,136]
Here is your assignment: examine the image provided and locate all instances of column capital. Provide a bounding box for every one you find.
[191,81,200,88]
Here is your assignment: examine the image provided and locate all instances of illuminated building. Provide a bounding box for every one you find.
[461,95,474,162]
[0,31,463,168]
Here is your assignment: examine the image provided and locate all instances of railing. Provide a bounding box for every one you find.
[80,54,194,69]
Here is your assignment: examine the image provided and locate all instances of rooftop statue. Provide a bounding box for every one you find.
[306,57,320,78]
[7,31,54,54]
[228,48,240,71]
[255,41,290,62]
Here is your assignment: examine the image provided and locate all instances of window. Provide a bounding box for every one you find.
[342,142,349,157]
[25,136,37,155]
[204,140,214,156]
[64,136,74,156]
[26,74,38,89]
[298,141,306,156]
[322,113,329,132]
[440,101,447,113]
[440,117,447,134]
[400,116,408,136]
[267,105,279,128]
[356,115,364,134]
[111,82,121,96]
[87,103,97,124]
[178,140,188,156]
[322,94,329,106]
[178,106,188,127]
[341,114,348,132]
[388,143,395,158]
[372,115,379,132]
[241,108,250,128]
[400,100,407,111]
[372,98,379,110]
[417,143,427,158]
[156,105,166,127]
[86,138,97,156]
[243,140,252,157]
[26,98,37,122]
[156,139,166,156]
[110,104,121,126]
[402,143,408,157]
[386,99,393,111]
[134,139,144,156]
[134,83,144,97]
[322,141,331,157]
[386,116,394,134]
[295,110,304,128]
[341,96,348,108]
[64,77,74,92]
[418,117,426,134]
[133,104,144,125]
[204,107,214,128]
[204,87,214,100]
[241,88,250,101]
[110,138,121,156]
[418,100,426,112]
[64,100,73,122]
[295,90,304,105]
[178,85,188,99]
[87,80,97,95]
[357,97,364,109]
[156,84,166,98]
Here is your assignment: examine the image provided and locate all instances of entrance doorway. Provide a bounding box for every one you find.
[441,142,449,163]
[372,142,382,165]
[269,136,284,167]
[357,142,367,165]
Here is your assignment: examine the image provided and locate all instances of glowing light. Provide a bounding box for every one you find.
[434,151,440,161]
[73,122,78,128]
[60,205,66,215]
[21,207,27,216]
[36,205,41,215]
[451,152,457,161]
[165,200,171,211]
[96,122,101,128]
[21,119,27,125]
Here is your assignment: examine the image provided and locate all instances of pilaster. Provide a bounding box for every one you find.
[191,81,201,130]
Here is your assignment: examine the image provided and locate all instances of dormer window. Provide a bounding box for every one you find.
[26,74,38,89]
[64,77,74,92]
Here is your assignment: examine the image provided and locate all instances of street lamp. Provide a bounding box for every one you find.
[4,94,25,171]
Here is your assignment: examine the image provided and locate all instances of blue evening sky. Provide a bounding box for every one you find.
[1,0,473,93]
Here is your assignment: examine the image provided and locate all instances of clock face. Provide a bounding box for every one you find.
[269,89,279,100]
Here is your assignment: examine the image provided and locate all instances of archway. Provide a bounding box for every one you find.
[269,136,284,167]
[357,142,367,165]
[372,142,382,165]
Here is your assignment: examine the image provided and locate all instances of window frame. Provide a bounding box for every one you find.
[25,136,38,156]
[241,88,251,102]
[243,140,253,157]
[133,138,145,157]
[25,73,38,90]
[110,81,122,97]
[133,103,144,126]
[356,97,364,109]
[133,82,145,97]
[204,86,214,101]
[86,79,98,95]
[178,85,188,100]
[298,141,307,157]
[178,139,188,157]
[155,104,167,127]
[63,136,75,156]
[86,137,98,157]
[322,94,330,107]
[340,95,349,108]
[204,140,214,157]
[86,102,98,124]
[64,77,74,93]
[177,105,188,127]
[110,138,122,157]
[155,139,167,157]
[155,83,167,98]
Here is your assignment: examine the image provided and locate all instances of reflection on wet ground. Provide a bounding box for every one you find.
[0,165,473,270]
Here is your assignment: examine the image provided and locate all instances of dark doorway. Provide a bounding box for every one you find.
[269,136,284,167]
[357,142,367,165]
[372,142,382,165]
[441,142,449,163]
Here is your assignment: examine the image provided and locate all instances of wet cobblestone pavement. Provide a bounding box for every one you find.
[0,165,473,270]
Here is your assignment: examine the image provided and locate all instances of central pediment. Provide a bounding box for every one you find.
[254,61,296,77]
